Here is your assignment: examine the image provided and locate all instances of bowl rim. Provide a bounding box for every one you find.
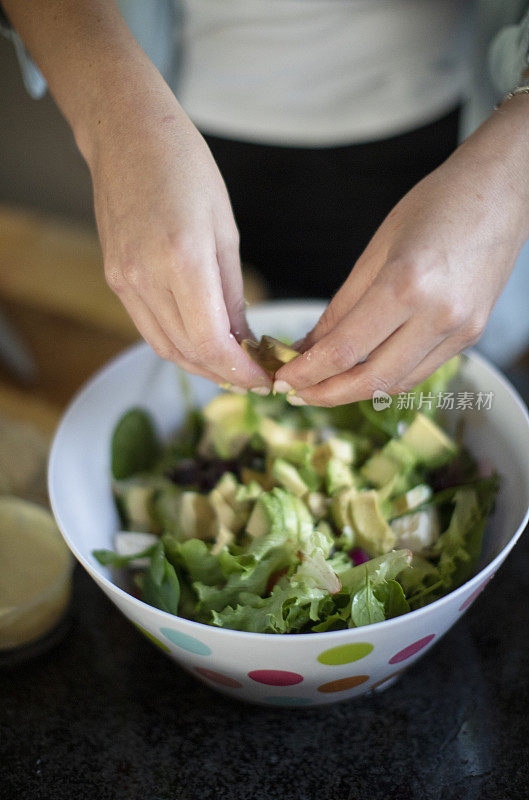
[48,306,529,642]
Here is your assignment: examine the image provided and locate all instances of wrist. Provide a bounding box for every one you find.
[462,96,529,215]
[75,64,187,172]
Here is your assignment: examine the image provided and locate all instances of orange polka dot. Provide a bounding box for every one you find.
[370,668,405,691]
[317,675,369,693]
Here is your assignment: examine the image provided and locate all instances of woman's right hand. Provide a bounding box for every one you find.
[86,90,271,392]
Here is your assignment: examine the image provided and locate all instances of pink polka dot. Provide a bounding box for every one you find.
[459,575,494,612]
[195,667,242,689]
[389,634,435,665]
[248,669,304,686]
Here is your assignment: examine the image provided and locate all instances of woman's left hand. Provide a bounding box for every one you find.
[274,96,529,407]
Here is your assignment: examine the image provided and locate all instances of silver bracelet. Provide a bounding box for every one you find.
[497,84,529,108]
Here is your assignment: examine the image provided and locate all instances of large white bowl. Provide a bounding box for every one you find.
[49,301,529,706]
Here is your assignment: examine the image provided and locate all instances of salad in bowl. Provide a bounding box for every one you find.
[95,354,498,635]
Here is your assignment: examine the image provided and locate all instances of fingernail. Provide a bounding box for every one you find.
[251,386,271,396]
[273,380,293,394]
[287,394,307,406]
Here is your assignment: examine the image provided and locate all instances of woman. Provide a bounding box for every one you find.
[2,0,529,405]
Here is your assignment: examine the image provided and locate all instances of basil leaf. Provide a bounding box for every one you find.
[111,408,160,480]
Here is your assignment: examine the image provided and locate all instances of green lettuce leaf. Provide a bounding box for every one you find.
[163,536,242,585]
[211,578,332,633]
[350,572,386,627]
[432,479,498,589]
[195,546,294,617]
[340,549,412,594]
[138,542,180,614]
[93,543,157,568]
[374,579,410,618]
[399,554,442,608]
[357,356,460,438]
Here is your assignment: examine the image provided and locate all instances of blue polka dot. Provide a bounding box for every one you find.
[264,696,314,707]
[159,627,212,656]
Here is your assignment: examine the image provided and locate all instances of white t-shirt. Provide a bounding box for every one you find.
[178,0,471,146]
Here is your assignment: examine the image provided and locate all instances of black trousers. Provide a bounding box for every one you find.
[204,109,459,299]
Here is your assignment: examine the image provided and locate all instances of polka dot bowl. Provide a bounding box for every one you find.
[48,302,529,706]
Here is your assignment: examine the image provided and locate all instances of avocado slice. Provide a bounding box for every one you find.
[325,457,355,495]
[305,491,328,520]
[361,451,397,488]
[178,491,216,540]
[330,487,357,529]
[199,393,255,459]
[349,491,396,556]
[214,472,239,507]
[400,412,457,468]
[242,335,299,375]
[209,487,238,530]
[259,418,315,464]
[246,495,273,539]
[361,439,416,488]
[151,484,183,537]
[113,476,170,532]
[210,483,249,534]
[271,458,309,498]
[234,480,263,507]
[312,437,354,475]
[210,523,235,556]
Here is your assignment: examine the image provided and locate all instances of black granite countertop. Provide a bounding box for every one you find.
[2,527,529,800]
[2,369,529,800]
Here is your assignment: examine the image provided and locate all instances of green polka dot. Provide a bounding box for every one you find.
[134,623,171,653]
[317,642,373,665]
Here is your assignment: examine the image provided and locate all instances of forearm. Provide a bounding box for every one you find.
[1,0,172,161]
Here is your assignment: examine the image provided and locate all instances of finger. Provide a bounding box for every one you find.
[300,230,389,352]
[214,219,253,342]
[289,318,444,407]
[275,274,410,391]
[385,338,465,394]
[169,248,271,389]
[119,292,228,385]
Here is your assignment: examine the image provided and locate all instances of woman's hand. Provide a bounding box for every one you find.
[275,96,529,406]
[3,0,271,391]
[88,93,271,391]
